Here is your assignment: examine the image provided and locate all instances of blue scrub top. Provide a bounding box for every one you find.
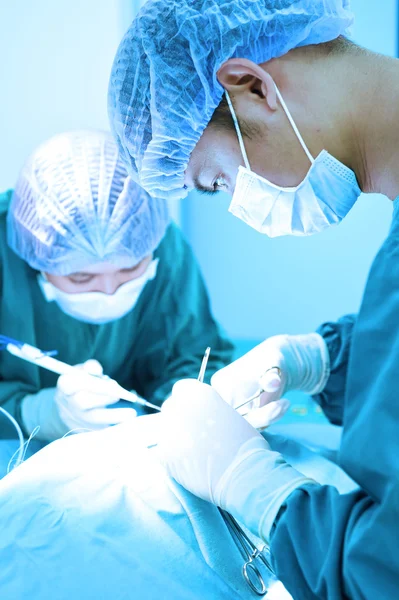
[270,198,399,598]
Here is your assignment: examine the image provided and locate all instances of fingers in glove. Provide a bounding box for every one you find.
[83,406,137,427]
[162,379,263,444]
[81,359,103,376]
[57,360,105,395]
[244,398,290,431]
[64,389,121,410]
[235,387,282,415]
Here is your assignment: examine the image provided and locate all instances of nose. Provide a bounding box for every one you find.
[100,276,120,296]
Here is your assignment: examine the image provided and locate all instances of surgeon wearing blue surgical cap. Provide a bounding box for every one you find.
[109,0,399,597]
[1,130,233,441]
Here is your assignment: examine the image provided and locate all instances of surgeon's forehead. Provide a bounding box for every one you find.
[68,261,139,276]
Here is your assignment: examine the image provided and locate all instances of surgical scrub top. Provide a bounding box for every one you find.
[0,190,234,435]
[270,199,399,598]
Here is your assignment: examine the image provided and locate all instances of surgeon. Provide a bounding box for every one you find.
[108,0,399,597]
[0,130,233,442]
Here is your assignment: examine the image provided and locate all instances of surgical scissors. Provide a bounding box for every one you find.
[198,347,275,596]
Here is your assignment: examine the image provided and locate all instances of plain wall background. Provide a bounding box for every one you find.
[181,0,397,340]
[0,0,182,224]
[0,1,135,188]
[0,0,396,343]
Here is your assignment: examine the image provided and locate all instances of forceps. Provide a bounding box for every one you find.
[198,347,274,596]
[234,367,282,415]
[220,510,273,596]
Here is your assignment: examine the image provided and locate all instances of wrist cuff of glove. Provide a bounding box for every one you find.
[216,441,318,542]
[21,389,68,442]
[258,477,318,543]
[286,333,330,395]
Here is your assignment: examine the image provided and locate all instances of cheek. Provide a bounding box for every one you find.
[44,274,72,293]
[58,281,96,294]
[117,257,152,285]
[186,127,243,191]
[246,127,311,187]
[213,131,249,191]
[221,148,243,190]
[119,271,139,285]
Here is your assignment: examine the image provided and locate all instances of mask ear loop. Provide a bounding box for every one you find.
[225,85,315,168]
[225,92,251,171]
[273,85,314,165]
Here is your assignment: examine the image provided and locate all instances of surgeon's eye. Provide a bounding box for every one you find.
[199,176,228,196]
[196,174,229,196]
[213,176,228,192]
[68,273,95,284]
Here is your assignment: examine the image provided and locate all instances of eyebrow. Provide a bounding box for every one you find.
[120,263,141,271]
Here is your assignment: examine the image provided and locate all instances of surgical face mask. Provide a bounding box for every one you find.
[38,259,159,324]
[226,89,361,237]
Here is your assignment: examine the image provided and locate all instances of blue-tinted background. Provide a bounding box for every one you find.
[0,0,396,423]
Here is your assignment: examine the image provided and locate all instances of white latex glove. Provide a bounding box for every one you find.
[21,360,137,441]
[211,333,330,429]
[158,379,316,542]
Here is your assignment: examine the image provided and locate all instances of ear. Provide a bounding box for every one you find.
[217,58,277,111]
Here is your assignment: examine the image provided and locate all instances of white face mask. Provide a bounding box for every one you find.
[38,259,159,324]
[226,88,361,237]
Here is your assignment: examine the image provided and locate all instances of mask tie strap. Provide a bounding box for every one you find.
[274,85,314,165]
[225,92,251,171]
[225,86,314,169]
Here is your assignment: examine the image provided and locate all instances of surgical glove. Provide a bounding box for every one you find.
[158,379,316,542]
[211,333,330,425]
[21,360,137,441]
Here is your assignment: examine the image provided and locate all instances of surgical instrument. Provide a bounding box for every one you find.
[197,346,211,383]
[234,367,282,414]
[198,347,274,596]
[220,510,274,596]
[0,335,161,412]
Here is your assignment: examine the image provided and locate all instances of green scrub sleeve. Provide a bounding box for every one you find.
[145,326,234,407]
[0,379,36,436]
[137,236,234,406]
[270,206,399,598]
[270,484,397,599]
[313,313,357,425]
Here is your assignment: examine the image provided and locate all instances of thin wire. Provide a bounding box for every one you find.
[62,427,94,438]
[0,406,25,471]
[21,427,40,461]
[0,408,40,473]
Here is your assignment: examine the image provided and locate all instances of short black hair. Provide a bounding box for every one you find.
[209,95,261,140]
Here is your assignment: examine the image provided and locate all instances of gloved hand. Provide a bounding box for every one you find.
[158,379,316,542]
[21,359,137,441]
[211,333,330,429]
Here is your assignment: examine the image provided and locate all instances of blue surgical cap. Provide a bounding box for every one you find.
[8,130,169,275]
[108,0,354,200]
